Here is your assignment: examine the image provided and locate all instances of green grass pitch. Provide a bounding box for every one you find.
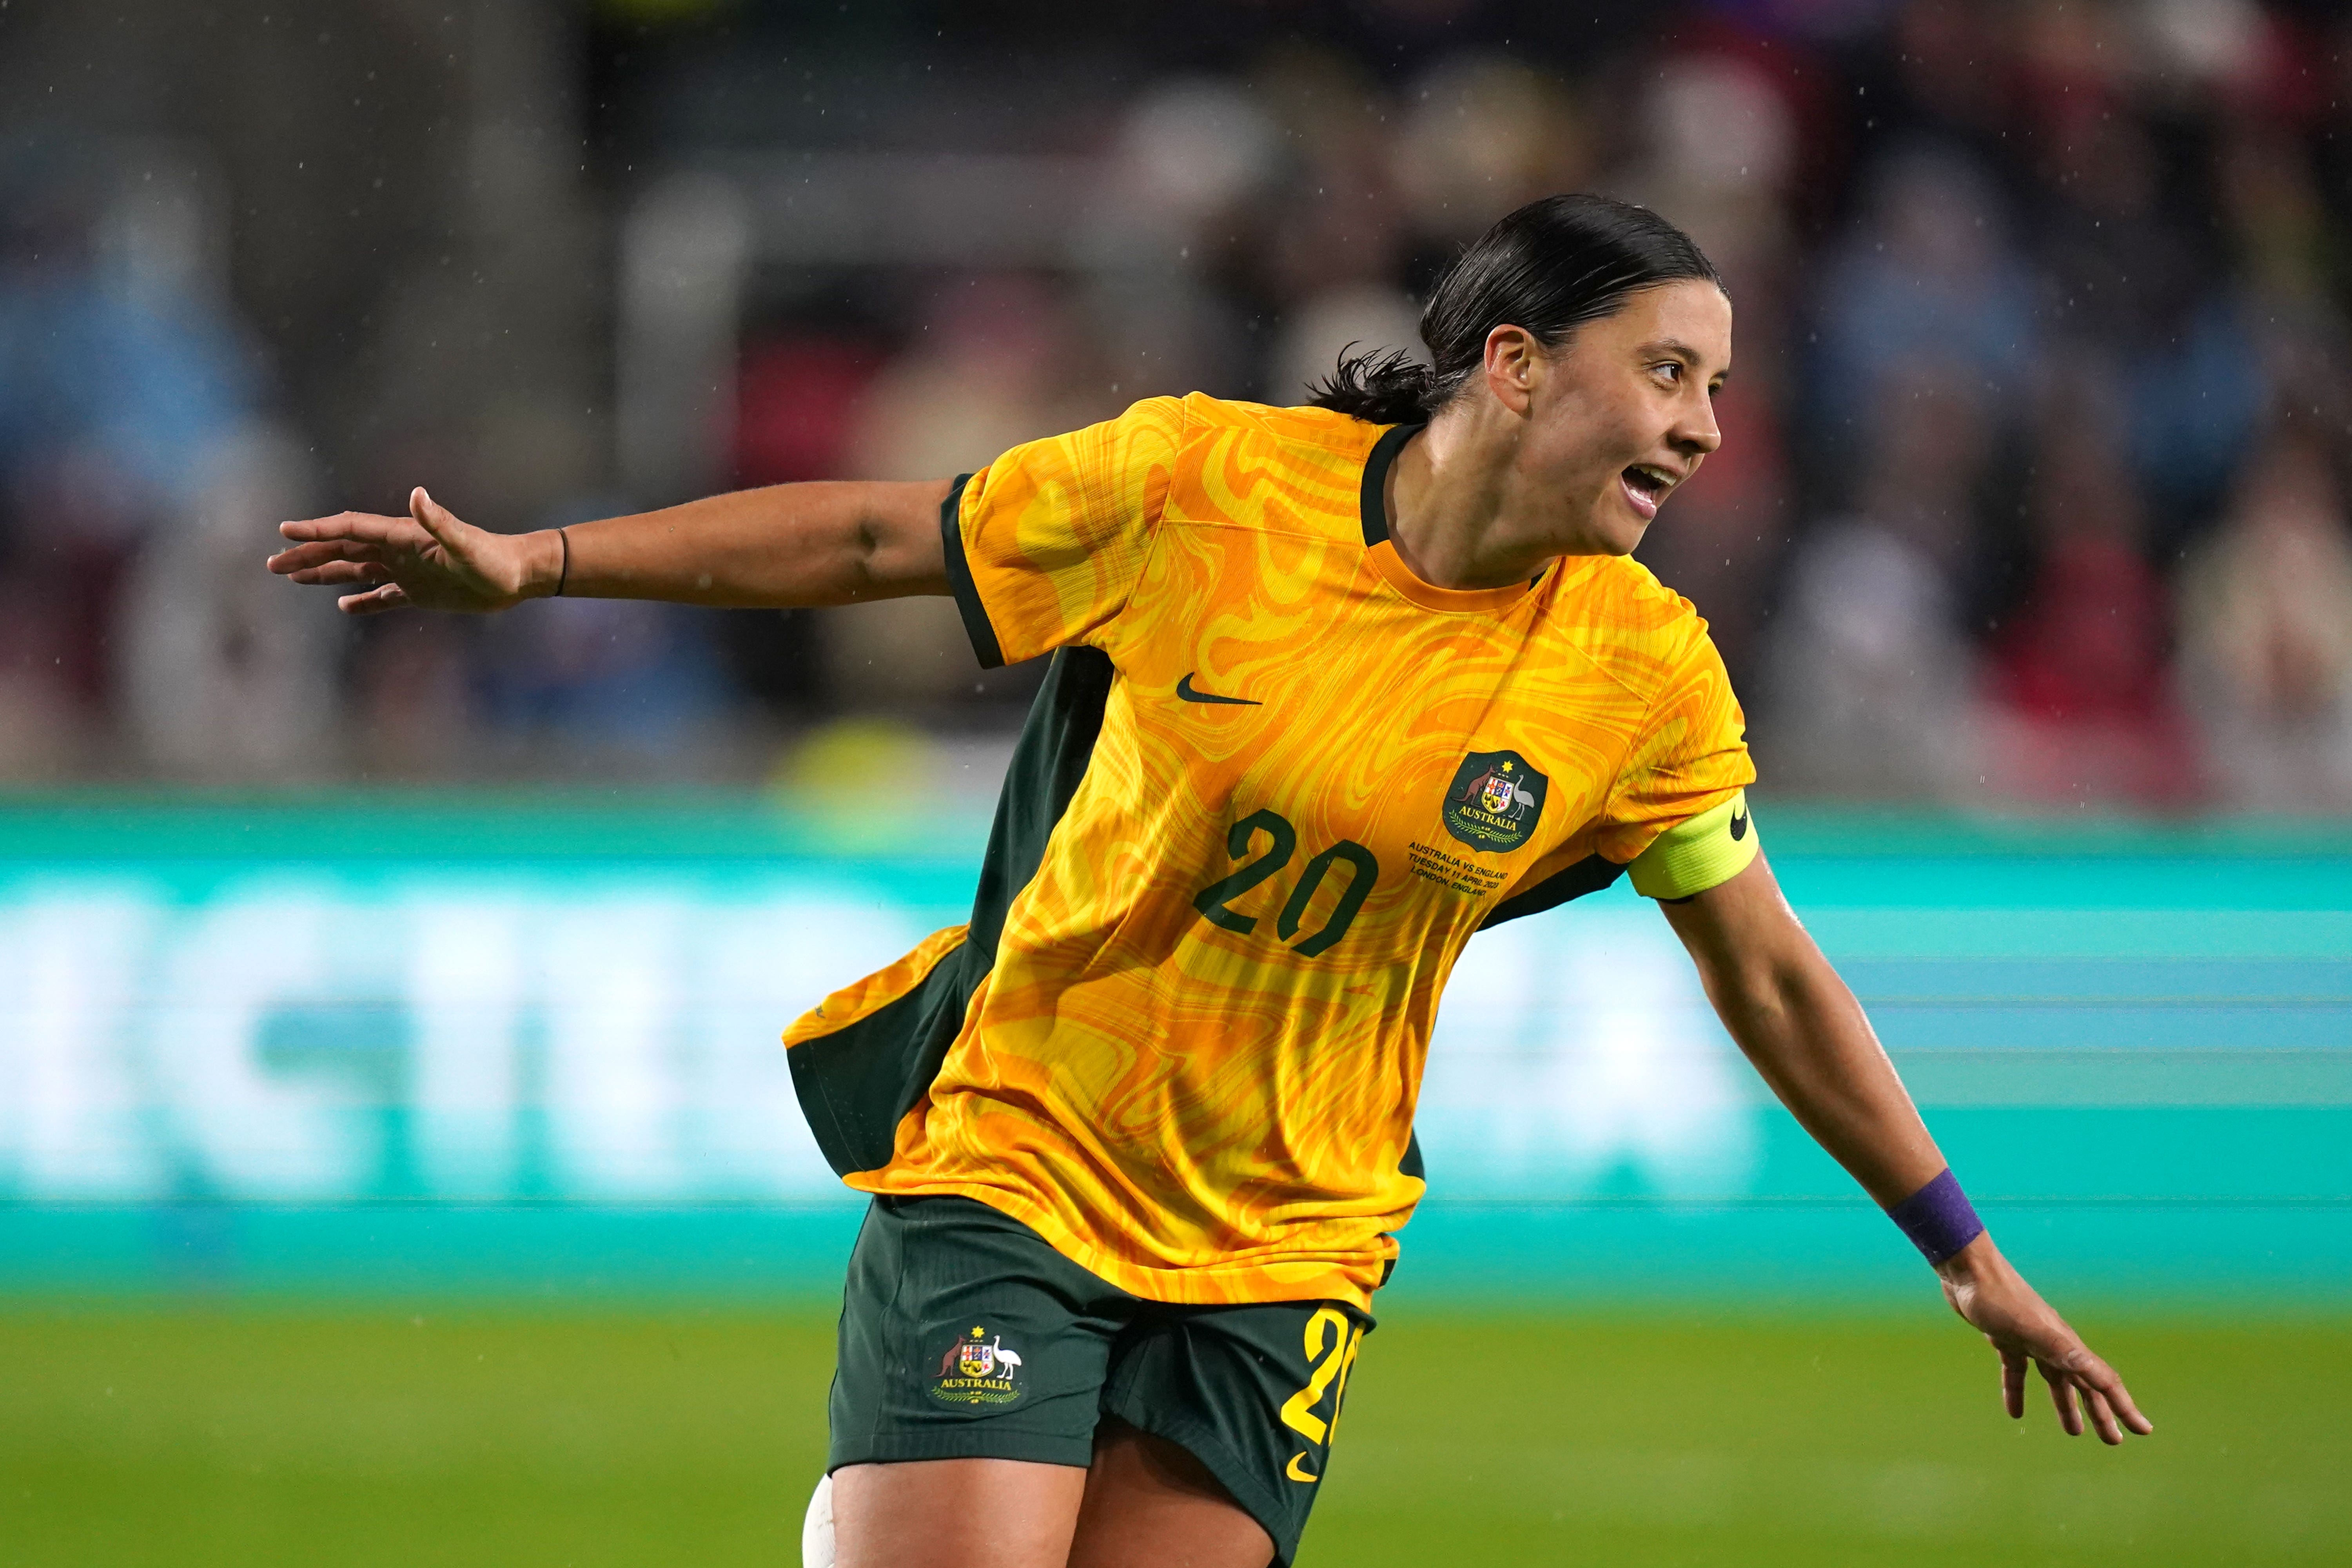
[2,1302,2344,1566]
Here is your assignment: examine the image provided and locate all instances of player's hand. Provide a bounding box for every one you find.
[267,487,559,615]
[1936,1234,2153,1444]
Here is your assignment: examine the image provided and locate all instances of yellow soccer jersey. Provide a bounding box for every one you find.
[784,394,1757,1307]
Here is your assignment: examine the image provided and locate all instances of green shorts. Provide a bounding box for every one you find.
[827,1194,1376,1567]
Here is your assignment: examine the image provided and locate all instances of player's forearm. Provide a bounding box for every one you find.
[1706,948,1947,1209]
[536,479,954,608]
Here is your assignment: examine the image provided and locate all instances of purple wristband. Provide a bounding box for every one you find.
[1886,1168,1984,1265]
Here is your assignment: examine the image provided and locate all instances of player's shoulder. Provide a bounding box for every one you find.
[1171,392,1381,452]
[1096,390,1383,466]
[1151,394,1383,539]
[1083,392,1372,463]
[1542,554,1724,702]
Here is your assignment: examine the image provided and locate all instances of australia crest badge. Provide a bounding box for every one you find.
[1441,750,1548,853]
[932,1325,1025,1406]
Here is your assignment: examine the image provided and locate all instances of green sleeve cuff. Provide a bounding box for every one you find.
[1628,790,1759,900]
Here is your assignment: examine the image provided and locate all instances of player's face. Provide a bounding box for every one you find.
[1510,280,1731,555]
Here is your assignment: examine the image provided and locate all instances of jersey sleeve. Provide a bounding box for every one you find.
[1595,623,1759,896]
[939,396,1190,668]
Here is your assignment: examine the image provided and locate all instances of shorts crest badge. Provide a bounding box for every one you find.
[931,1325,1025,1406]
[1441,750,1548,853]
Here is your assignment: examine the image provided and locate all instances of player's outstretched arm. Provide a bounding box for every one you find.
[1659,855,2155,1445]
[267,479,953,615]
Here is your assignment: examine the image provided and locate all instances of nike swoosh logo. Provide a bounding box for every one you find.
[1286,1450,1319,1482]
[1176,672,1261,706]
[1730,808,1750,842]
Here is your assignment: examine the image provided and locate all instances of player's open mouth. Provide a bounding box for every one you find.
[1620,464,1672,520]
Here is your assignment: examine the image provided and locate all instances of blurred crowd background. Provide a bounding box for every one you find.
[4,0,2352,812]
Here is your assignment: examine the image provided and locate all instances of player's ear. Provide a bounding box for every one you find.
[1481,325,1540,416]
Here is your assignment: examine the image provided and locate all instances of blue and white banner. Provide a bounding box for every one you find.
[0,867,1761,1204]
[2,812,2347,1214]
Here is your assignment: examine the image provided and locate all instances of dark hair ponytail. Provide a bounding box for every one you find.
[1307,194,1724,423]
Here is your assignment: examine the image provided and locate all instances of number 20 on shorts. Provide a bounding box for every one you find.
[1279,1308,1367,1480]
[1192,808,1379,958]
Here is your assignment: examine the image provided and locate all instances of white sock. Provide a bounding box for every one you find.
[801,1472,835,1568]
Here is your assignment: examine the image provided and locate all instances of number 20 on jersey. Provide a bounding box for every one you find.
[1191,808,1379,959]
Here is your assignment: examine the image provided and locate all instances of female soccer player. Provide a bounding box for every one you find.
[270,196,2150,1568]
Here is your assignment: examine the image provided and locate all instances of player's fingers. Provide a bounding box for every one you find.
[410,487,467,549]
[2000,1347,2027,1420]
[2079,1380,2126,1446]
[276,515,356,542]
[337,583,409,615]
[289,561,390,587]
[2078,1361,2154,1437]
[279,512,414,547]
[2042,1363,2083,1437]
[269,539,386,573]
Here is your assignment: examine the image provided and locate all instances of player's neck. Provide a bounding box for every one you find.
[1384,409,1574,593]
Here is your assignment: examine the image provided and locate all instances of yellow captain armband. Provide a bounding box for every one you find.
[1628,790,1759,901]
